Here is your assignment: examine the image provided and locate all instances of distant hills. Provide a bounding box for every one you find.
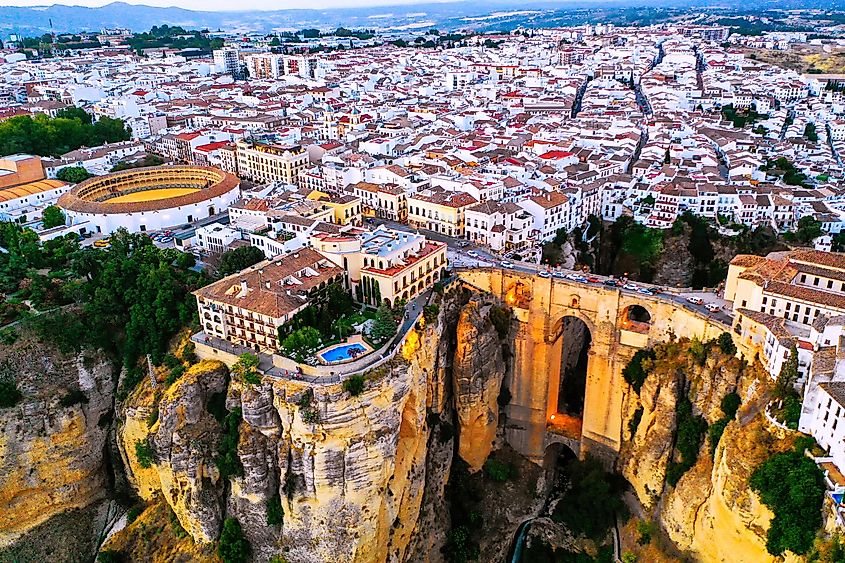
[0,0,837,37]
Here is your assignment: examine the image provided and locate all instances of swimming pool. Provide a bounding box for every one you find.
[318,343,368,363]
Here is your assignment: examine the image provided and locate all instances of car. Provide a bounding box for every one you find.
[500,261,514,269]
[638,287,654,296]
[553,271,566,279]
[705,303,721,312]
[538,270,551,278]
[586,276,601,283]
[603,279,618,287]
[180,224,191,230]
[623,283,639,291]
[565,273,580,281]
[466,250,480,258]
[686,296,704,305]
[159,236,173,244]
[93,239,110,248]
[457,241,469,248]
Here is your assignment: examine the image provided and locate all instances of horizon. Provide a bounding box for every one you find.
[0,0,472,12]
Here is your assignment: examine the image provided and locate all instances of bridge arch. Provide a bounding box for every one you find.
[546,315,592,442]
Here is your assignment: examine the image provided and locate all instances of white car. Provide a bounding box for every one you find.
[538,270,552,278]
[466,250,480,258]
[500,261,514,269]
[705,303,721,312]
[686,296,704,305]
[623,283,639,291]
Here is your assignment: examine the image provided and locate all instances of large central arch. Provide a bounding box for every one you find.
[546,315,593,441]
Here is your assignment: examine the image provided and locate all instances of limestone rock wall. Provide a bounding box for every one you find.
[0,340,114,547]
[452,296,506,471]
[620,340,795,563]
[118,360,228,543]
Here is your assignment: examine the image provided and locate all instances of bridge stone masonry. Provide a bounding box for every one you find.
[455,268,733,465]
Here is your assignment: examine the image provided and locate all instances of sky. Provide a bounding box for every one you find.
[1,0,458,10]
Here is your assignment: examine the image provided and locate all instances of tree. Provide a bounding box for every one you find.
[218,517,251,563]
[135,438,154,468]
[342,374,365,397]
[716,332,736,356]
[790,216,823,245]
[370,304,397,343]
[55,166,93,183]
[41,205,66,229]
[217,246,265,277]
[804,122,819,143]
[281,327,322,362]
[551,456,626,540]
[0,368,22,408]
[232,353,261,384]
[750,446,824,556]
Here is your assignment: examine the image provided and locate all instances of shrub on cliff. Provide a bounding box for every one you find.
[232,353,261,385]
[218,517,251,563]
[666,398,707,486]
[215,407,244,479]
[134,438,154,469]
[483,458,513,482]
[97,551,125,563]
[750,444,824,556]
[0,369,23,408]
[622,349,655,393]
[343,374,365,397]
[267,492,284,526]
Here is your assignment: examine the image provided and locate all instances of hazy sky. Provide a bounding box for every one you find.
[2,0,455,10]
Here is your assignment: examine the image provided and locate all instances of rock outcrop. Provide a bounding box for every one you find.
[619,339,795,563]
[0,338,114,547]
[452,296,506,471]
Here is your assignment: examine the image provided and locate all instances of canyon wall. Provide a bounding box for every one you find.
[0,337,114,547]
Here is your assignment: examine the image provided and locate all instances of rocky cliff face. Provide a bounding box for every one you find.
[452,297,506,471]
[0,336,114,547]
[110,288,512,562]
[619,339,796,563]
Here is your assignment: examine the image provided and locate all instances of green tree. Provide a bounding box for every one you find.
[232,353,261,384]
[551,456,626,540]
[750,446,824,555]
[40,205,66,229]
[217,246,265,277]
[622,349,655,393]
[343,374,365,397]
[216,408,244,479]
[370,304,397,342]
[55,166,93,183]
[0,368,22,408]
[135,438,154,468]
[804,122,819,143]
[281,327,322,362]
[716,332,736,356]
[218,517,251,563]
[790,216,823,245]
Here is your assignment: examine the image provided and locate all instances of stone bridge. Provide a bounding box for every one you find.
[456,268,731,464]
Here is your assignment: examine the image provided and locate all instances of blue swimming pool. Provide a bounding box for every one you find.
[319,343,367,363]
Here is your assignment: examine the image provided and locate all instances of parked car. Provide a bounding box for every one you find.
[686,296,704,305]
[603,279,618,287]
[638,287,654,296]
[500,261,514,269]
[538,270,551,278]
[553,271,566,279]
[458,241,469,248]
[705,303,721,312]
[93,239,110,248]
[623,283,639,291]
[586,276,601,283]
[466,250,480,258]
[159,236,173,244]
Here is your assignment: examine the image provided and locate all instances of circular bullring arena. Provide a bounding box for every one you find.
[57,165,240,234]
